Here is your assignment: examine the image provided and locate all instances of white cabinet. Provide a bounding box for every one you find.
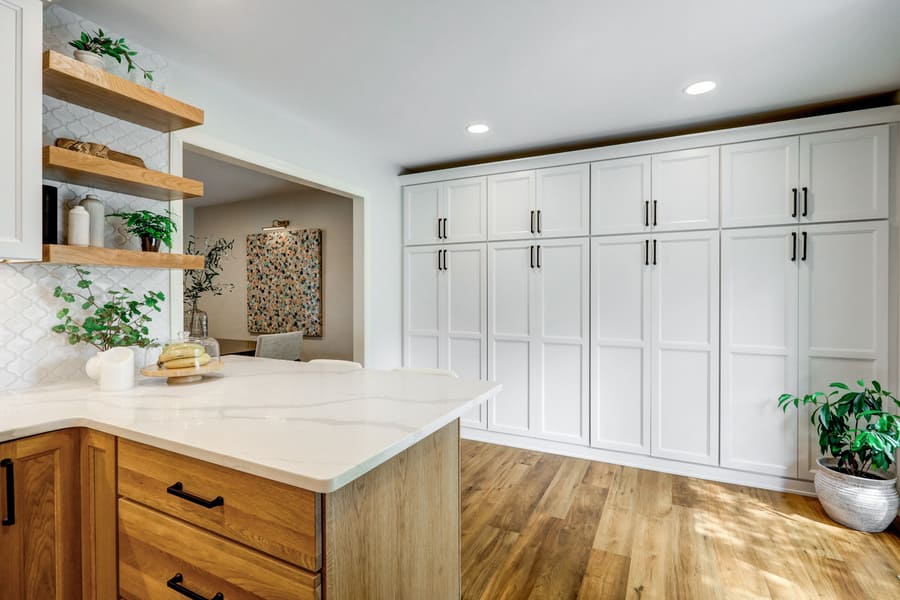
[0,0,41,260]
[591,156,651,235]
[403,177,486,245]
[721,227,799,476]
[799,125,889,223]
[488,166,589,240]
[798,221,888,479]
[403,243,488,428]
[488,238,589,444]
[650,147,719,232]
[650,231,720,465]
[721,137,799,228]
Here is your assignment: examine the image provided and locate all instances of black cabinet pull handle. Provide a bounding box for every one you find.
[437,250,442,271]
[644,239,649,266]
[644,201,649,227]
[442,218,448,239]
[530,210,535,234]
[537,210,542,234]
[791,188,798,218]
[652,239,657,265]
[652,200,658,227]
[802,187,808,217]
[167,573,223,600]
[443,249,448,271]
[791,232,797,262]
[1,459,13,527]
[166,482,224,509]
[801,231,808,261]
[530,245,535,269]
[536,245,542,269]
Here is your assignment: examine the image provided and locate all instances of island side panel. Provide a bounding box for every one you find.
[324,420,461,599]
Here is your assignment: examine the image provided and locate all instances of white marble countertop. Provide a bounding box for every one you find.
[0,356,500,493]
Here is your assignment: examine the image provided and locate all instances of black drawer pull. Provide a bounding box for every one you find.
[791,188,798,218]
[1,459,13,527]
[167,482,224,509]
[167,573,223,600]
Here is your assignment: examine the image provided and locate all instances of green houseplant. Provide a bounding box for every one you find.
[183,236,236,336]
[69,29,154,81]
[108,209,176,252]
[779,380,900,532]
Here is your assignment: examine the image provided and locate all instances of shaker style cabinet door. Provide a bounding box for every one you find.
[535,164,590,238]
[403,246,443,368]
[721,137,799,228]
[720,227,799,477]
[403,183,442,246]
[650,230,720,465]
[488,171,536,241]
[590,235,651,454]
[798,221,888,480]
[0,0,41,260]
[650,147,719,232]
[591,156,651,235]
[799,125,889,223]
[444,177,487,243]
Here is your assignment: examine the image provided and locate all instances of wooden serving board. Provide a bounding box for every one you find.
[140,360,223,384]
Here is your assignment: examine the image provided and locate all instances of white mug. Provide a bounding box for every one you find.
[86,347,135,391]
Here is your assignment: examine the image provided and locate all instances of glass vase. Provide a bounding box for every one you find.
[187,304,209,337]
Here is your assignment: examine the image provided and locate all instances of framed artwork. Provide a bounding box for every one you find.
[246,229,322,337]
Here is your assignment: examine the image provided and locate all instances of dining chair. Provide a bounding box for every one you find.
[254,331,303,361]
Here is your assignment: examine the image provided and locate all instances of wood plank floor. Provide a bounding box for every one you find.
[460,440,900,600]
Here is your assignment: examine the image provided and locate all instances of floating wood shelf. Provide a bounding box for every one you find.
[43,146,204,201]
[42,50,204,132]
[40,245,204,269]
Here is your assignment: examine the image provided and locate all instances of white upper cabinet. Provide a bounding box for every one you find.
[591,156,651,235]
[799,125,889,223]
[488,171,536,241]
[535,164,590,238]
[403,177,486,245]
[0,0,41,260]
[650,147,719,232]
[721,137,800,228]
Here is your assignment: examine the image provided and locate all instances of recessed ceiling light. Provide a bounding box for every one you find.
[684,80,717,95]
[466,123,490,134]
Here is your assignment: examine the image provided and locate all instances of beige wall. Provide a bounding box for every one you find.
[191,191,354,361]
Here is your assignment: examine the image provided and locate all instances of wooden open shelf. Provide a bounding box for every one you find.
[43,146,203,201]
[41,245,204,269]
[43,50,204,132]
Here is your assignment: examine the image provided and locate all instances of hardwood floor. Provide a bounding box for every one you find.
[460,440,900,599]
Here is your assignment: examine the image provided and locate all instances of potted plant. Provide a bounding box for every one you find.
[183,236,235,336]
[69,29,154,81]
[779,379,900,532]
[108,209,176,252]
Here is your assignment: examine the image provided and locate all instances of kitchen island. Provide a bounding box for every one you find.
[0,356,500,599]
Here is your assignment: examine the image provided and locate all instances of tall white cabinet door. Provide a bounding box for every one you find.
[488,171,536,241]
[591,156,651,235]
[0,0,40,260]
[721,137,799,228]
[590,235,651,454]
[799,125,889,223]
[798,221,888,479]
[532,238,590,444]
[403,183,442,246]
[403,246,443,369]
[651,230,720,465]
[488,242,536,435]
[445,177,487,243]
[721,228,799,477]
[535,164,590,238]
[650,147,719,232]
[445,244,488,428]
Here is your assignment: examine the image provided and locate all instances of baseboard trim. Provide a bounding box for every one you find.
[461,427,816,497]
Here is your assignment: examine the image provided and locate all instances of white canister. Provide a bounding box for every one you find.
[85,347,135,392]
[67,205,90,246]
[79,194,105,247]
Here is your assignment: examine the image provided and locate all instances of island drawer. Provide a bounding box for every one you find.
[118,439,321,571]
[119,499,321,600]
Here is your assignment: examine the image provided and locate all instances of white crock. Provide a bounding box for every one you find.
[814,457,899,533]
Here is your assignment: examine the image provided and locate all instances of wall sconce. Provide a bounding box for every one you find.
[262,219,290,231]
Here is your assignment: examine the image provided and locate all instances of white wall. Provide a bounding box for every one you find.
[191,191,354,361]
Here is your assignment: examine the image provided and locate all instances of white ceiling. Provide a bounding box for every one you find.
[60,0,900,171]
[184,150,312,207]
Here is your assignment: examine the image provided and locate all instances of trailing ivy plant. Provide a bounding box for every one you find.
[69,29,154,81]
[108,209,177,249]
[779,380,900,478]
[51,267,164,351]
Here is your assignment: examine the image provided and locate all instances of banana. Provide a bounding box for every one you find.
[157,343,205,365]
[162,353,211,370]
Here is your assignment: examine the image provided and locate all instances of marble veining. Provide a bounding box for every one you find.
[0,357,500,493]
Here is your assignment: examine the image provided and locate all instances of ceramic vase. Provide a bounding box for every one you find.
[814,457,899,533]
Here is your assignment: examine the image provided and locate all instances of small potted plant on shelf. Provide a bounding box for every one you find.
[778,379,900,532]
[108,209,176,252]
[68,29,154,81]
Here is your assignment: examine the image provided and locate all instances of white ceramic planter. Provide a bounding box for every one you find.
[73,50,105,70]
[814,457,899,533]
